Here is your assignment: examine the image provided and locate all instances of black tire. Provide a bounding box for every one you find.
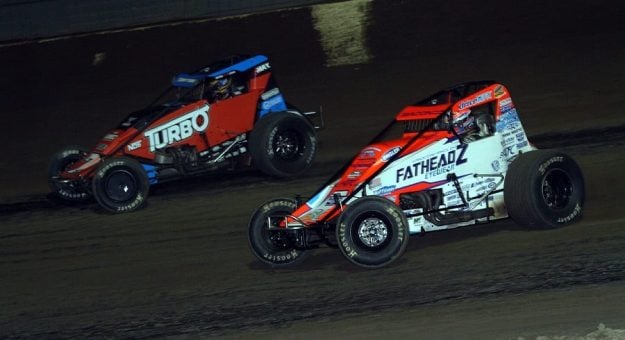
[92,157,149,213]
[249,111,317,177]
[248,198,310,267]
[47,145,92,203]
[336,196,410,268]
[504,150,585,229]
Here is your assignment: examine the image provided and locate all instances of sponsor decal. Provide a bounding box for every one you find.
[446,193,459,201]
[501,146,515,159]
[382,147,401,162]
[255,62,271,74]
[261,88,280,100]
[396,144,468,182]
[372,185,396,196]
[499,99,514,112]
[506,122,520,130]
[516,141,529,149]
[501,103,513,111]
[347,171,362,179]
[261,95,284,110]
[352,159,376,168]
[127,140,142,151]
[473,185,487,193]
[499,98,512,108]
[491,160,501,172]
[144,105,210,152]
[369,177,382,189]
[496,108,522,132]
[173,76,199,87]
[103,133,118,141]
[459,91,492,109]
[494,85,506,98]
[359,147,380,159]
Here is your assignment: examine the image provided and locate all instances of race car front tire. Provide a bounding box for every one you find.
[504,150,585,229]
[336,196,410,268]
[47,145,92,203]
[92,157,149,213]
[248,198,310,267]
[249,111,317,177]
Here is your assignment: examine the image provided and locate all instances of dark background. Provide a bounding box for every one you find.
[1,0,624,202]
[2,1,625,338]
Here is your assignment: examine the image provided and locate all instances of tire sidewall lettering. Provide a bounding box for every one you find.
[338,222,358,258]
[93,157,148,213]
[262,249,298,263]
[50,147,91,202]
[337,198,408,266]
[535,155,582,222]
[557,203,582,224]
[115,192,144,212]
[266,126,279,157]
[538,156,564,175]
[250,199,305,265]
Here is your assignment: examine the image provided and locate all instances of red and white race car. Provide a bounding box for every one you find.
[248,81,585,268]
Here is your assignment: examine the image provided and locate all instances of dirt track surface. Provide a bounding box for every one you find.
[2,1,625,339]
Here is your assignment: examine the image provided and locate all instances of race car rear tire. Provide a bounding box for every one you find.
[47,145,92,203]
[336,196,410,268]
[504,150,585,229]
[92,157,149,213]
[249,111,316,177]
[248,198,310,267]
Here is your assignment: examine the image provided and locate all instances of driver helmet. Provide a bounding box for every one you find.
[208,77,232,101]
[451,109,475,134]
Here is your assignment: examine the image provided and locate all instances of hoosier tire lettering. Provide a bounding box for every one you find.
[557,203,582,224]
[336,196,410,268]
[47,145,92,203]
[538,156,564,175]
[263,249,299,262]
[92,157,150,213]
[338,222,358,258]
[504,150,585,229]
[247,198,310,267]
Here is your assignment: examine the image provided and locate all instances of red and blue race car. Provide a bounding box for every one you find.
[248,81,585,268]
[48,55,321,213]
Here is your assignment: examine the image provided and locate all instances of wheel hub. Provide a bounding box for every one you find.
[357,217,389,247]
[105,170,136,202]
[542,169,573,209]
[274,130,300,160]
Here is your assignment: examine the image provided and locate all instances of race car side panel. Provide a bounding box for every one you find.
[206,91,261,145]
[123,102,211,159]
[372,134,508,233]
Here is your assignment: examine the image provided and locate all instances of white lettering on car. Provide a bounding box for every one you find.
[143,105,210,152]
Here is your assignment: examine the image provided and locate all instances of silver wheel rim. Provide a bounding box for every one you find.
[357,217,389,247]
